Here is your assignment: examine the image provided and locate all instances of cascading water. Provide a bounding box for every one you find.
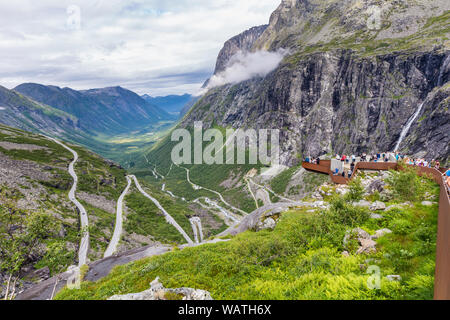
[438,54,450,86]
[394,102,425,152]
[394,55,449,152]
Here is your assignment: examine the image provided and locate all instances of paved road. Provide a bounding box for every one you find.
[177,164,249,216]
[104,176,132,258]
[46,137,89,267]
[130,175,194,244]
[189,217,204,243]
[248,179,296,203]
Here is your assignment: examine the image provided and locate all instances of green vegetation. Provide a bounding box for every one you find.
[72,145,127,201]
[288,171,330,196]
[288,11,450,63]
[0,190,60,299]
[270,165,300,194]
[55,171,439,300]
[385,164,429,202]
[124,185,194,244]
[34,241,75,275]
[346,177,365,202]
[0,124,134,276]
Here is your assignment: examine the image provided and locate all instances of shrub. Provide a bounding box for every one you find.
[385,164,425,202]
[346,177,365,202]
[327,196,370,228]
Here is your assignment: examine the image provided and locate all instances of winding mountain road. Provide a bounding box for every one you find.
[130,175,194,244]
[46,137,89,267]
[248,178,296,203]
[104,176,132,258]
[176,164,249,216]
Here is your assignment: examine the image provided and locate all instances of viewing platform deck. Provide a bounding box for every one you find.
[302,160,450,300]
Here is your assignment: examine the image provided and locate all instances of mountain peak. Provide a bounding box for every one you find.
[254,0,450,51]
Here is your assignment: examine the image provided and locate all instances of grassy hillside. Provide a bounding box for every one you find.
[55,170,439,300]
[0,124,200,282]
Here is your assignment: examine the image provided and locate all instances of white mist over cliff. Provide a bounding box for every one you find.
[197,49,288,96]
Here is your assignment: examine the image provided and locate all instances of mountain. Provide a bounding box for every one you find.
[214,25,268,74]
[180,0,450,166]
[141,0,449,216]
[14,83,173,135]
[0,85,88,139]
[54,162,441,300]
[5,1,449,301]
[141,94,194,116]
[0,124,225,299]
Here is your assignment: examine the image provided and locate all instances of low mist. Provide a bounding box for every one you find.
[197,48,288,96]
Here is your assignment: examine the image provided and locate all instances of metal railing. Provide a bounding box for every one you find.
[302,161,450,300]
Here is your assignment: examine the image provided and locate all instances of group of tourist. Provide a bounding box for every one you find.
[304,152,449,189]
[444,169,450,190]
[335,152,404,164]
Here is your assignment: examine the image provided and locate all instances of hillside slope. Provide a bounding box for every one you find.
[0,124,206,299]
[55,169,441,300]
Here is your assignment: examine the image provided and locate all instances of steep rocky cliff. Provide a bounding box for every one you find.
[214,25,268,74]
[182,0,450,165]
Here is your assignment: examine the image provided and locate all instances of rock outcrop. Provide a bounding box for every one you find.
[108,277,213,301]
[344,227,393,255]
[214,25,268,75]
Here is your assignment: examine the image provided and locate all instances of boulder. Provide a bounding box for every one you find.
[356,239,377,255]
[353,228,371,240]
[100,178,114,186]
[343,228,371,247]
[421,201,434,207]
[258,217,276,231]
[344,228,378,255]
[372,229,393,240]
[354,200,371,208]
[367,179,385,194]
[370,201,386,211]
[29,267,50,282]
[108,277,213,300]
[370,213,384,219]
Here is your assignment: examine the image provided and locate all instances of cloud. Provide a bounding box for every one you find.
[197,49,288,96]
[0,0,280,96]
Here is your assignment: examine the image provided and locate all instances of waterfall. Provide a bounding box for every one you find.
[438,54,450,87]
[394,102,425,152]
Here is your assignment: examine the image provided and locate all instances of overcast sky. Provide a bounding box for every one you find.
[0,0,280,96]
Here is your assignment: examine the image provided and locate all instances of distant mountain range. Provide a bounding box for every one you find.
[12,83,172,135]
[0,83,180,151]
[141,93,196,116]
